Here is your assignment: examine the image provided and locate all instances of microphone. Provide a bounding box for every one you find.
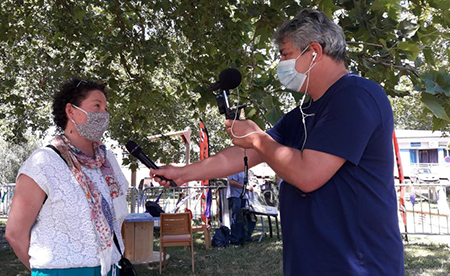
[207,68,242,91]
[209,68,246,119]
[125,140,177,187]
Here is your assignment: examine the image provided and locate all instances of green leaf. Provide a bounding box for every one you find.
[421,93,450,121]
[432,117,450,131]
[422,48,435,66]
[398,20,419,38]
[246,108,257,118]
[397,41,421,61]
[421,70,450,97]
[263,95,283,125]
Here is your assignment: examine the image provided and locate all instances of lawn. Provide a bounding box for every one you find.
[1,231,450,276]
[403,235,450,276]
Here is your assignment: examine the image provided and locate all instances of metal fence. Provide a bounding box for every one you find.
[0,184,15,218]
[4,181,447,236]
[397,182,450,235]
[0,178,280,223]
[127,178,280,229]
[127,185,224,228]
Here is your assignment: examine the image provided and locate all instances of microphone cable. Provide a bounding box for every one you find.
[229,87,264,139]
[240,150,249,199]
[224,87,256,199]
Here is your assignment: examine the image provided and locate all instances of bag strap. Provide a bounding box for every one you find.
[41,144,67,204]
[155,191,164,204]
[47,144,125,260]
[46,144,67,165]
[113,232,124,258]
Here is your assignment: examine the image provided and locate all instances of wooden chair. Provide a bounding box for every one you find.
[159,212,194,274]
[191,225,211,249]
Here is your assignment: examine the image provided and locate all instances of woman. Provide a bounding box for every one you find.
[5,79,129,276]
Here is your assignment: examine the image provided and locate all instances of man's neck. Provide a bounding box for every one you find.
[308,58,348,101]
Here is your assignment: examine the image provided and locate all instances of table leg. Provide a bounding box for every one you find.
[268,216,273,238]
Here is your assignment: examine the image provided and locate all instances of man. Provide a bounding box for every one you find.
[227,171,256,245]
[152,8,404,275]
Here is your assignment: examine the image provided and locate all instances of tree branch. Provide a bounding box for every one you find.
[366,57,420,77]
[346,41,384,48]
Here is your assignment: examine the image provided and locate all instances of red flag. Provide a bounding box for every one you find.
[199,119,210,186]
[393,130,408,240]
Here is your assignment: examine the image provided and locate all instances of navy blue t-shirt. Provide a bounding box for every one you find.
[267,73,404,276]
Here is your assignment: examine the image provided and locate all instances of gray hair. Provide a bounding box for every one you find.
[273,8,347,62]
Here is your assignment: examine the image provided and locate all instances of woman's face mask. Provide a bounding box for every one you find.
[276,46,314,91]
[71,104,109,142]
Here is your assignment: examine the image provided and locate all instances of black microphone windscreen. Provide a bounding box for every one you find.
[125,140,141,156]
[218,68,242,90]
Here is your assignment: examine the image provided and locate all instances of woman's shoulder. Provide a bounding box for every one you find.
[18,146,69,190]
[24,146,64,166]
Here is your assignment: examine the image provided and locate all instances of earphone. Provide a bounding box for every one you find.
[298,52,317,150]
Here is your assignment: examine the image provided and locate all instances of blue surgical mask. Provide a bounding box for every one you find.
[276,46,314,91]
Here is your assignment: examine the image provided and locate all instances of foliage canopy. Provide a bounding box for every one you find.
[1,0,449,162]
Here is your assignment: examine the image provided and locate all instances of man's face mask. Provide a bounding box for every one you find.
[276,46,314,91]
[71,104,109,142]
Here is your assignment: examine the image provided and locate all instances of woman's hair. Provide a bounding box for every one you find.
[273,8,347,62]
[52,78,107,130]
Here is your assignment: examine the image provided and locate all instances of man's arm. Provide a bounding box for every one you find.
[152,146,264,187]
[253,134,345,192]
[229,178,244,188]
[225,120,345,193]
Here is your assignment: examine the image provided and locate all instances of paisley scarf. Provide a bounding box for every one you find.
[51,135,121,275]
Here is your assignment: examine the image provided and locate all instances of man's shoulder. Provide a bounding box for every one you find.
[336,73,384,94]
[324,73,389,110]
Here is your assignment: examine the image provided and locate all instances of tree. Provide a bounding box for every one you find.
[390,93,434,130]
[0,135,42,184]
[1,0,449,163]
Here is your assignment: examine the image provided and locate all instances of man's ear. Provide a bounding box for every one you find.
[309,42,323,61]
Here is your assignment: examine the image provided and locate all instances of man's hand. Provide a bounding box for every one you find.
[225,119,265,149]
[150,165,184,187]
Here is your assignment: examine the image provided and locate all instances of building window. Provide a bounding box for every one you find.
[418,149,438,164]
[410,149,417,164]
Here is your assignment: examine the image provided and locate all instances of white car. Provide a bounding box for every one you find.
[410,168,440,184]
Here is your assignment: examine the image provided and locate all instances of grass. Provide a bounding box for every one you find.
[0,231,283,276]
[404,235,450,276]
[1,228,450,275]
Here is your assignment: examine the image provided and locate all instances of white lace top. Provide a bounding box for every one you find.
[18,147,129,269]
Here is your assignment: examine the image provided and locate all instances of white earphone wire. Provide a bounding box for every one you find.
[230,87,263,139]
[299,56,317,151]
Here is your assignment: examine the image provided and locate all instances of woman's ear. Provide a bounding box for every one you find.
[65,103,74,121]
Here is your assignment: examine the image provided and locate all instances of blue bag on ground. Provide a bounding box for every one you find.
[212,226,231,248]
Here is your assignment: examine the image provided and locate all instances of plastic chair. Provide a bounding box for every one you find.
[159,212,194,274]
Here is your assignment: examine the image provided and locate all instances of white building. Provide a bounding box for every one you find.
[395,129,450,180]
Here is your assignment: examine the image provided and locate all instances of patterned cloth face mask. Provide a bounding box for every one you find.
[71,104,110,142]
